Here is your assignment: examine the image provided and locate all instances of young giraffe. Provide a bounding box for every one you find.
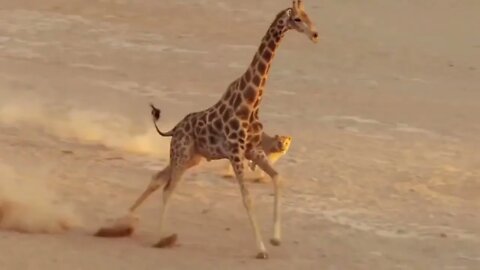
[95,0,318,259]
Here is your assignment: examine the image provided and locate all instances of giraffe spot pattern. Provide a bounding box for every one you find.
[236,105,251,120]
[229,118,240,130]
[257,61,266,74]
[243,86,257,103]
[252,75,261,86]
[262,50,272,62]
[268,40,276,51]
[233,94,242,108]
[223,108,233,122]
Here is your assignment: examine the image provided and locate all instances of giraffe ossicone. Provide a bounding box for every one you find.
[94,0,318,259]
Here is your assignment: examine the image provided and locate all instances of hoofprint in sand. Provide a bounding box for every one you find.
[94,0,318,259]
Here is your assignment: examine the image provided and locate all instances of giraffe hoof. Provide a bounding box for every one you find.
[153,233,178,248]
[94,225,134,238]
[270,238,281,246]
[255,252,269,259]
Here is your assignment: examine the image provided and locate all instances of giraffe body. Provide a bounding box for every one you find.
[95,0,318,259]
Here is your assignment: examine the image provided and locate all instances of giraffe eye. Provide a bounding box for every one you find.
[294,18,301,22]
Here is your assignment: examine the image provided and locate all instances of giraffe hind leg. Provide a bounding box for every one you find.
[94,166,171,238]
[153,134,201,248]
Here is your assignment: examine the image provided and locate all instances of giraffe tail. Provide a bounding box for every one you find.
[149,103,174,137]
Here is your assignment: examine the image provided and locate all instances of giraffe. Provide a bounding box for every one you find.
[95,0,318,259]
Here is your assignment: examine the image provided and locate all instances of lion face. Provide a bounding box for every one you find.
[272,135,292,154]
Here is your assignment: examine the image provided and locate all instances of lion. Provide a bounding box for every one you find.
[223,132,292,182]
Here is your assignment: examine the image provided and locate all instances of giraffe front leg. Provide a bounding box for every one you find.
[249,149,282,246]
[230,157,268,259]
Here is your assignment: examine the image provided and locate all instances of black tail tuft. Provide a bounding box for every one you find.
[150,103,161,121]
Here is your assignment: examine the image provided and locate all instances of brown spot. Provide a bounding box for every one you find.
[229,119,240,130]
[259,88,264,97]
[223,108,233,122]
[258,42,266,53]
[209,136,217,144]
[251,56,259,67]
[253,122,263,132]
[225,125,231,134]
[262,50,272,62]
[253,99,260,108]
[200,113,207,123]
[214,119,223,130]
[207,111,217,122]
[239,78,246,89]
[228,93,237,106]
[218,103,226,114]
[268,40,276,51]
[190,117,197,127]
[233,156,241,162]
[244,70,251,82]
[264,33,271,42]
[243,86,257,104]
[239,130,246,138]
[184,123,191,132]
[200,128,207,136]
[236,106,250,120]
[242,122,248,128]
[228,133,238,140]
[224,89,232,100]
[252,75,261,86]
[239,138,245,144]
[233,94,242,108]
[258,62,266,74]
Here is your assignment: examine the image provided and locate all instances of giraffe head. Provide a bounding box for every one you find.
[287,0,318,43]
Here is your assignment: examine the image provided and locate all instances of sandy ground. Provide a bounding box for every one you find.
[0,0,479,269]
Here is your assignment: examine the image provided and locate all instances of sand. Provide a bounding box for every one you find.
[0,0,479,269]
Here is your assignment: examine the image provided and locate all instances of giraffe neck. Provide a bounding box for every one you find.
[233,9,291,108]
